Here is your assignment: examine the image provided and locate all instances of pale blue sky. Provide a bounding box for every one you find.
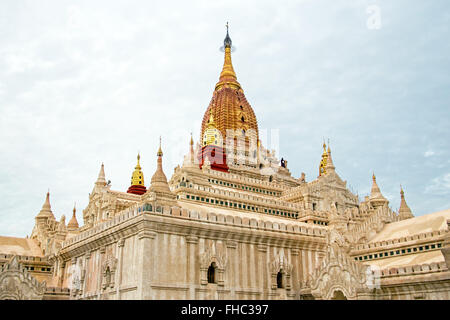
[0,0,449,237]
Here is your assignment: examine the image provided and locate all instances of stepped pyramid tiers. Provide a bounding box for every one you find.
[318,142,328,177]
[369,173,388,208]
[67,205,79,231]
[198,110,229,172]
[200,24,259,167]
[36,191,55,220]
[398,186,414,220]
[127,154,147,195]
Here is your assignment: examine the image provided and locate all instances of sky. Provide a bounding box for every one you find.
[0,0,449,237]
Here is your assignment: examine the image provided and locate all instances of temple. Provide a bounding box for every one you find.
[0,26,449,300]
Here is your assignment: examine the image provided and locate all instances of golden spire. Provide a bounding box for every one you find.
[215,22,241,91]
[208,110,215,126]
[319,140,328,176]
[131,153,145,186]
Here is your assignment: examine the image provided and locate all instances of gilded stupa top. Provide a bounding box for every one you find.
[202,111,222,147]
[319,142,328,176]
[201,23,259,148]
[131,153,145,186]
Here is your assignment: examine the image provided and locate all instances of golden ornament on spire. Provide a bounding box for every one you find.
[215,23,240,91]
[202,110,222,147]
[127,153,147,195]
[319,141,328,176]
[200,24,259,154]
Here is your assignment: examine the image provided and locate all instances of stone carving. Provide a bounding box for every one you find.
[69,258,85,297]
[326,228,349,250]
[303,243,370,300]
[102,254,118,290]
[0,256,46,300]
[200,241,227,286]
[269,249,293,291]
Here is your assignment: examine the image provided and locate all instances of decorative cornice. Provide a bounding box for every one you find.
[226,241,237,249]
[138,230,157,240]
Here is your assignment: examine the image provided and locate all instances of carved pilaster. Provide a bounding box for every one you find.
[137,229,157,299]
[116,238,125,299]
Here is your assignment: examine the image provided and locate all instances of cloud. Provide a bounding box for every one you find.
[425,173,450,196]
[424,150,435,157]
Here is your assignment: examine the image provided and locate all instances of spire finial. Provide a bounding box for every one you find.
[208,109,215,124]
[216,22,240,90]
[398,184,413,220]
[157,136,163,157]
[37,190,55,219]
[319,140,328,177]
[95,162,107,186]
[67,201,79,230]
[224,22,231,48]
